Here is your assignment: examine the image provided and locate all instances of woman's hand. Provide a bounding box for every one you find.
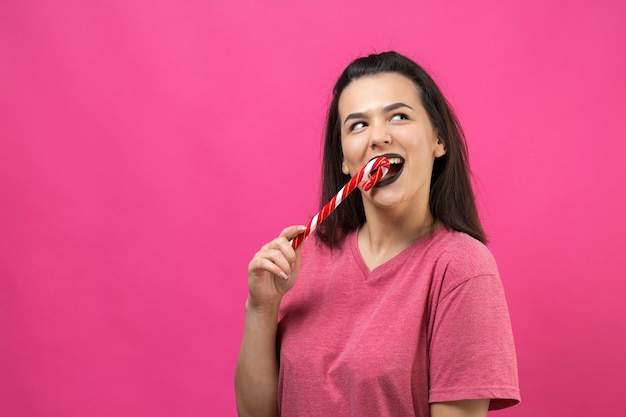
[246,225,306,310]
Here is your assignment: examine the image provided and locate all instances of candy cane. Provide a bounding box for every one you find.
[291,156,390,249]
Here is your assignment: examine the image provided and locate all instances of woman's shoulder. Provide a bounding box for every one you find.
[430,226,499,279]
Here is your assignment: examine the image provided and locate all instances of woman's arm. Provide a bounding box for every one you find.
[430,399,490,417]
[235,300,281,417]
[234,226,305,417]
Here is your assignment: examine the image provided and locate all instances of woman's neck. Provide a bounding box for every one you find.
[358,204,437,270]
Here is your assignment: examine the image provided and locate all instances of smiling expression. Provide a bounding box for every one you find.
[338,72,446,212]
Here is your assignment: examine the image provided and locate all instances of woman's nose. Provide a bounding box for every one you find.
[369,123,391,147]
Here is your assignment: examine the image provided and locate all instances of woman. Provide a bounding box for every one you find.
[235,51,520,417]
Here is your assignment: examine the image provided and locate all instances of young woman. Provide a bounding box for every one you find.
[236,51,520,417]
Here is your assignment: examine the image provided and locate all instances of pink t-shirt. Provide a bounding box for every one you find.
[277,226,520,416]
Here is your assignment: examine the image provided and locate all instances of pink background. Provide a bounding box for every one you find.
[1,1,625,416]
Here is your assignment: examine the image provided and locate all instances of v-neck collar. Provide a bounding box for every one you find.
[349,225,444,280]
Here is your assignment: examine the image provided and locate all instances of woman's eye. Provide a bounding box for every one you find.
[391,113,408,121]
[350,121,367,131]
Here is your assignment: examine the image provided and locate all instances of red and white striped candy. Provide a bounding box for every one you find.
[291,156,390,249]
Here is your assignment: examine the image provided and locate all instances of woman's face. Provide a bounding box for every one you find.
[338,72,446,213]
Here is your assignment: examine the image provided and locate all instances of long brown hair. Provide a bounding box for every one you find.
[316,51,486,247]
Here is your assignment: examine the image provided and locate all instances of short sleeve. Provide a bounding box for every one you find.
[429,274,521,410]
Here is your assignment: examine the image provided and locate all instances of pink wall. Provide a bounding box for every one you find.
[1,1,625,415]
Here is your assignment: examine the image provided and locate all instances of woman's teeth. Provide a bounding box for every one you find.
[380,157,403,181]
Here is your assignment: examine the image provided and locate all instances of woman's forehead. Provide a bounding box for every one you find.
[338,73,421,115]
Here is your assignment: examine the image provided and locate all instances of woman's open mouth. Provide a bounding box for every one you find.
[374,153,404,187]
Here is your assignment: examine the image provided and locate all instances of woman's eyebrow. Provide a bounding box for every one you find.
[343,111,367,126]
[383,102,413,113]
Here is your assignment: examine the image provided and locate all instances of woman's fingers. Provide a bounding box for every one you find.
[255,247,292,279]
[250,225,306,281]
[249,255,289,280]
[267,225,306,269]
[279,225,308,240]
[279,224,307,264]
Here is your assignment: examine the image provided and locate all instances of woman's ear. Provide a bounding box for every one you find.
[434,137,447,158]
[341,161,350,175]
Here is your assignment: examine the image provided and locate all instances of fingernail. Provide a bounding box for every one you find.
[298,225,307,231]
[280,271,289,280]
